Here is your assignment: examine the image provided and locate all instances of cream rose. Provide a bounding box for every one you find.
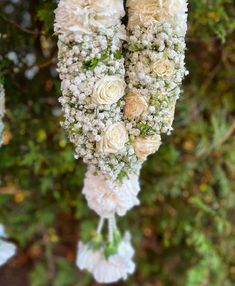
[124,92,148,119]
[134,135,161,160]
[97,123,128,154]
[92,76,126,105]
[152,58,174,78]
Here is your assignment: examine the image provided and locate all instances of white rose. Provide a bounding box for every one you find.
[152,59,174,78]
[134,135,161,160]
[97,123,128,154]
[124,92,148,119]
[92,76,126,105]
[76,242,102,273]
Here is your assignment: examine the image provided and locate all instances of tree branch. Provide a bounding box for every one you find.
[0,14,41,36]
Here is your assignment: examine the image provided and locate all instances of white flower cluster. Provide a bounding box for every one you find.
[0,84,5,147]
[0,224,17,267]
[82,167,141,218]
[123,0,188,156]
[77,231,135,284]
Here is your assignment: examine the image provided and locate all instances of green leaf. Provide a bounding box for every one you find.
[82,58,99,70]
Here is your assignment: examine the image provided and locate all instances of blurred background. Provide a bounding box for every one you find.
[0,0,235,285]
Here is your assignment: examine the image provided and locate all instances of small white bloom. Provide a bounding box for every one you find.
[76,232,135,284]
[124,92,148,119]
[76,242,102,273]
[93,252,135,283]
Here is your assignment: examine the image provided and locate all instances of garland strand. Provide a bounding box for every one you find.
[0,83,5,147]
[124,0,188,154]
[0,224,17,266]
[55,0,188,283]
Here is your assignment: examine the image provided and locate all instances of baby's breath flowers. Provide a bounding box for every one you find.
[91,76,126,105]
[0,83,5,147]
[124,0,188,147]
[55,0,138,182]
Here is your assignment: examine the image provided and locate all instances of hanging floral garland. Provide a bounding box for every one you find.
[0,224,17,267]
[55,0,188,283]
[125,0,188,140]
[0,82,5,147]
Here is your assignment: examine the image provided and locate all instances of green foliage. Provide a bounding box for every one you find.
[37,2,56,33]
[136,122,155,135]
[0,0,235,285]
[82,58,99,70]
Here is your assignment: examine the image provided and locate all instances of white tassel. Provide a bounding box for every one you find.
[96,217,105,235]
[108,216,115,243]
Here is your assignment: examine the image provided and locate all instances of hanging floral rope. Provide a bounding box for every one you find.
[55,0,188,283]
[55,1,138,282]
[54,0,140,181]
[124,0,188,155]
[0,83,5,147]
